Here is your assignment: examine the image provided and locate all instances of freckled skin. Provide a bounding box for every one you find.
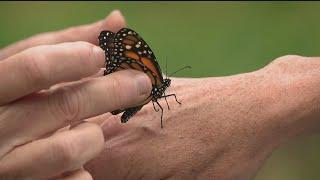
[87,55,320,180]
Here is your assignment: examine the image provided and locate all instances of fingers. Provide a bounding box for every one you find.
[0,41,104,105]
[85,113,112,125]
[101,115,129,140]
[0,123,104,180]
[1,70,152,155]
[0,10,126,60]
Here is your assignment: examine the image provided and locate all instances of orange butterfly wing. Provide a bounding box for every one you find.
[113,28,164,87]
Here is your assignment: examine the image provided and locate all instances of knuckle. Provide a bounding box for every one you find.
[56,26,77,41]
[29,32,54,45]
[74,41,94,57]
[88,123,104,135]
[50,138,78,166]
[263,54,304,73]
[74,41,93,48]
[70,41,96,66]
[271,55,304,65]
[83,123,104,142]
[274,54,303,63]
[48,86,82,123]
[22,47,49,88]
[63,26,84,38]
[78,41,94,59]
[108,75,126,108]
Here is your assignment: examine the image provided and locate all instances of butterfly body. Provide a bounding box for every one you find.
[98,28,182,128]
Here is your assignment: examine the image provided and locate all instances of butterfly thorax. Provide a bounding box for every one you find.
[163,78,171,87]
[151,78,171,101]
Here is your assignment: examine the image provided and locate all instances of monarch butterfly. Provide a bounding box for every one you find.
[98,28,190,128]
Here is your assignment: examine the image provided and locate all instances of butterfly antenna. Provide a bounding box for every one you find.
[168,66,192,77]
[165,56,168,79]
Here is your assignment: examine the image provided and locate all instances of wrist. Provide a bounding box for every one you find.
[201,71,303,155]
[256,60,320,145]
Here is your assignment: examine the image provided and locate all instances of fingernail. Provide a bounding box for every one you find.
[134,72,151,96]
[93,46,105,67]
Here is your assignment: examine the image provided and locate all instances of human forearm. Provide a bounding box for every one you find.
[86,55,320,180]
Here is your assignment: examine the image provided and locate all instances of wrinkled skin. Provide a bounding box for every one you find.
[86,55,320,180]
[0,10,152,180]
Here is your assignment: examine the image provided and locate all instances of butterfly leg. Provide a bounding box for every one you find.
[163,92,170,110]
[152,101,160,112]
[103,69,108,76]
[155,101,164,128]
[162,94,181,104]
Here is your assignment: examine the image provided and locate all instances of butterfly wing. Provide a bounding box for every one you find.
[113,28,165,86]
[120,105,144,123]
[111,91,152,117]
[99,28,166,124]
[98,31,115,63]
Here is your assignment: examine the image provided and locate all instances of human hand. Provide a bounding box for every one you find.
[0,10,152,180]
[85,55,320,180]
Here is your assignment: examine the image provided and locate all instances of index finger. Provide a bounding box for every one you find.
[0,41,104,105]
[0,10,125,60]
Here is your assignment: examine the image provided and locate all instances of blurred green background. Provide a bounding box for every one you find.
[1,2,320,179]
